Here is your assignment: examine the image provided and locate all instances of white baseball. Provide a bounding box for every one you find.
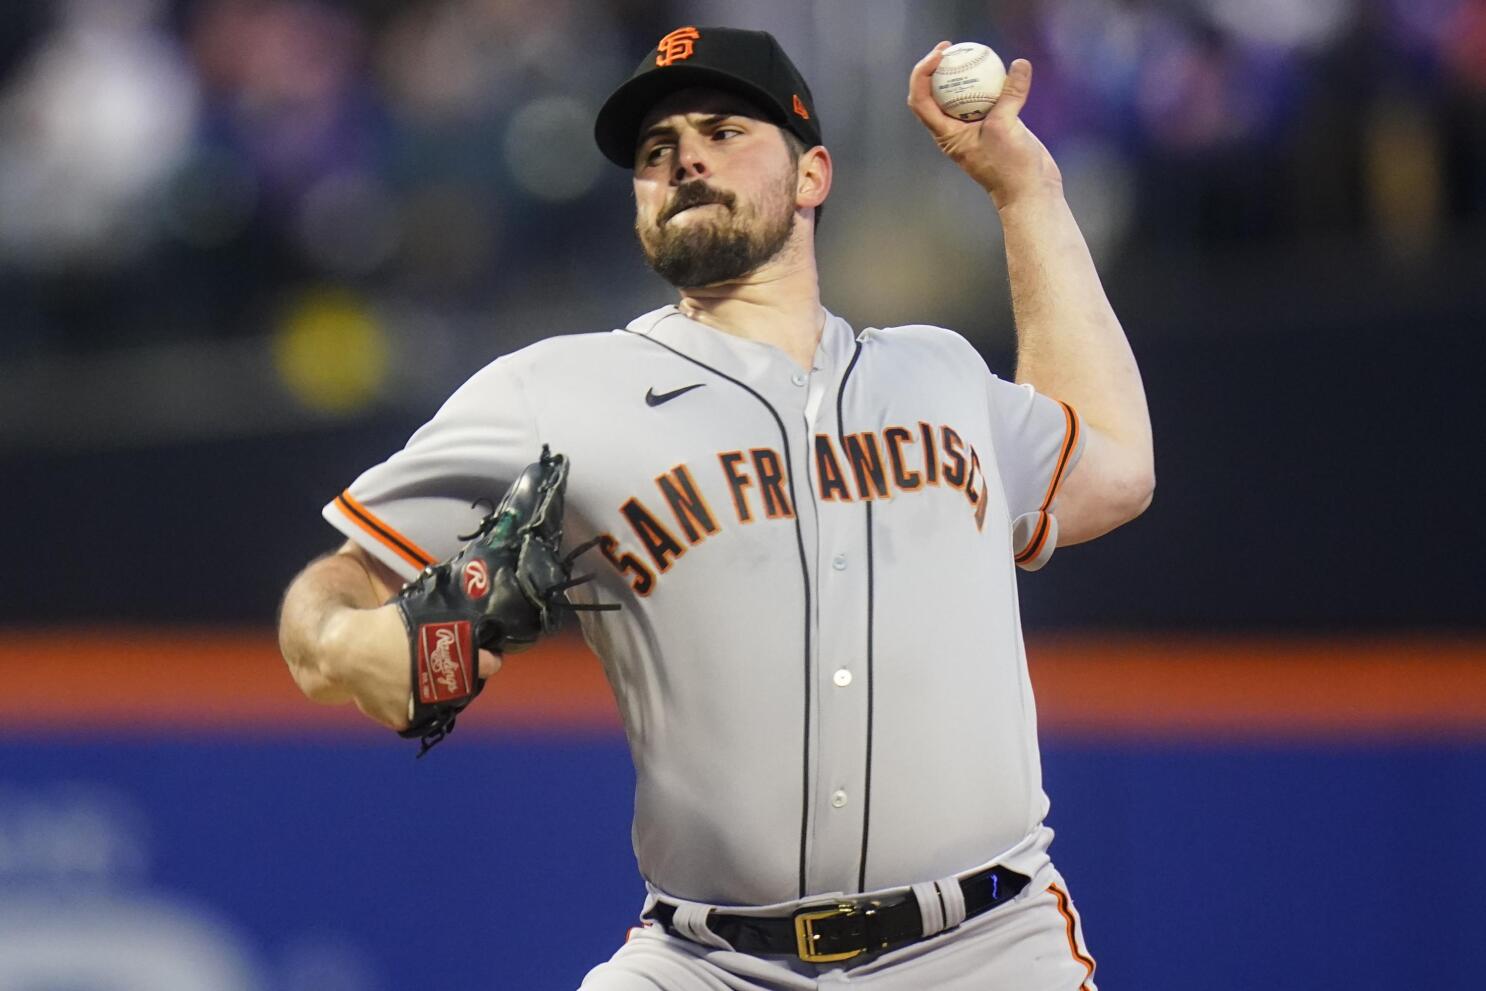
[930,42,1007,122]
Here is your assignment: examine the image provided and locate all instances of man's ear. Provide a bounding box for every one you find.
[797,145,832,211]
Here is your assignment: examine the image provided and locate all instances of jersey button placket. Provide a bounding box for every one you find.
[801,346,868,890]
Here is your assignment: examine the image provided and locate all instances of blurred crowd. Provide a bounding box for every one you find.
[0,0,660,360]
[0,0,1482,365]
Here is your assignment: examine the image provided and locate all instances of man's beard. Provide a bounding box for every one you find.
[636,175,796,289]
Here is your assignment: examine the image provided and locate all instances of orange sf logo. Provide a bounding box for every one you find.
[792,94,810,120]
[656,26,701,66]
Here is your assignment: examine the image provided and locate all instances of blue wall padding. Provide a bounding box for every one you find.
[1042,743,1486,991]
[1,737,1481,990]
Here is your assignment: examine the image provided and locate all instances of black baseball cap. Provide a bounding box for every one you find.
[594,26,822,168]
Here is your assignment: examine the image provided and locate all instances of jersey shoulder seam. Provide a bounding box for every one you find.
[862,322,979,353]
[860,323,993,372]
[499,355,543,449]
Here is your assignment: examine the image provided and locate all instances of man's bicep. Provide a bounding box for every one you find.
[986,378,1079,516]
[1053,425,1154,546]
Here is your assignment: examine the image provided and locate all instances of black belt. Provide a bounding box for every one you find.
[645,864,1030,964]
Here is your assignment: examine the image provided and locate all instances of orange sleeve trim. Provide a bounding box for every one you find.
[1014,512,1051,564]
[1013,402,1079,563]
[1041,401,1080,512]
[334,490,436,571]
[1049,882,1097,990]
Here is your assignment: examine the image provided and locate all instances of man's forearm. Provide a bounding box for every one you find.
[999,188,1153,466]
[278,551,401,707]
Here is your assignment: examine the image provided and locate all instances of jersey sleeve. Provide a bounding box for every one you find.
[321,358,541,582]
[985,376,1084,572]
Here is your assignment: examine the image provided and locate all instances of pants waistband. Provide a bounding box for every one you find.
[644,863,1032,964]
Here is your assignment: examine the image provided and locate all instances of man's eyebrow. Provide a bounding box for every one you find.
[637,122,675,146]
[638,113,745,146]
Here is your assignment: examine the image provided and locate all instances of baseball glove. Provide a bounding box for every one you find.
[392,445,615,755]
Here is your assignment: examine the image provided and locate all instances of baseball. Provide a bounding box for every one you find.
[931,42,1007,122]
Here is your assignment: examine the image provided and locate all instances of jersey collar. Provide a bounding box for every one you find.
[625,304,857,384]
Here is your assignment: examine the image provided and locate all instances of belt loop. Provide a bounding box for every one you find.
[935,875,968,930]
[670,900,734,950]
[910,881,946,937]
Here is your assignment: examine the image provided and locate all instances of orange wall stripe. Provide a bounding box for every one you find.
[335,491,435,571]
[1049,882,1097,990]
[1,630,1484,740]
[0,628,619,737]
[1028,633,1486,741]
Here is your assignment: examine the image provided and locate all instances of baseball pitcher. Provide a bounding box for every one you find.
[279,26,1153,990]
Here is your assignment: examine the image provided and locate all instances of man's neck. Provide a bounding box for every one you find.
[674,233,825,371]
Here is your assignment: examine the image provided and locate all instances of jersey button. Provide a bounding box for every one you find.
[833,668,852,687]
[831,790,848,808]
[790,371,807,387]
[832,554,847,570]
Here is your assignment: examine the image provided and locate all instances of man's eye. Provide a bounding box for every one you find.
[645,145,672,165]
[713,128,742,140]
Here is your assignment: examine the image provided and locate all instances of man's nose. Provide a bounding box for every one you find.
[672,132,709,183]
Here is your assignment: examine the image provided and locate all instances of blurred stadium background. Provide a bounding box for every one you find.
[1,0,1483,987]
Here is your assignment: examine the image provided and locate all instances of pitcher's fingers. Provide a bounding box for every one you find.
[907,41,955,134]
[988,58,1033,123]
[478,649,502,679]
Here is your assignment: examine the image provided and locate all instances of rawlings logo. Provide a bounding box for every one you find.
[656,26,700,66]
[418,621,472,703]
[462,559,490,599]
[429,629,462,694]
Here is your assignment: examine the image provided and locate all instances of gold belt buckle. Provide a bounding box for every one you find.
[794,902,864,963]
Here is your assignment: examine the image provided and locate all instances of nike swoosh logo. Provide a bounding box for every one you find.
[645,383,706,407]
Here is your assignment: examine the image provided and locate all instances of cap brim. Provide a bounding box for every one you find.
[594,65,792,168]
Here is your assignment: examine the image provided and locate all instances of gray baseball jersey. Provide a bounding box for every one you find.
[324,305,1082,907]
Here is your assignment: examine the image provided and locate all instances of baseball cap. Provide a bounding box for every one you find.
[594,26,822,168]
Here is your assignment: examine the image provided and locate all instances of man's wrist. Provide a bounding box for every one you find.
[989,175,1065,215]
